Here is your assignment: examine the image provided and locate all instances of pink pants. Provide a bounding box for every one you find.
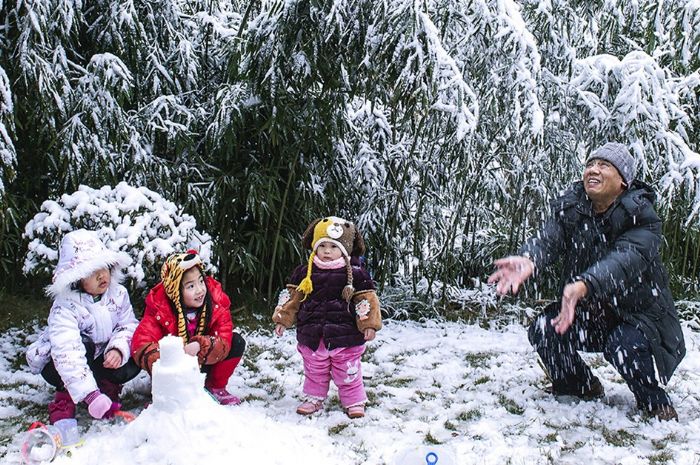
[297,339,366,407]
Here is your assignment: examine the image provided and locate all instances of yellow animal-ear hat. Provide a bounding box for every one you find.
[297,216,366,301]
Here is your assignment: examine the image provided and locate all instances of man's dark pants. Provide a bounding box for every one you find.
[528,303,671,409]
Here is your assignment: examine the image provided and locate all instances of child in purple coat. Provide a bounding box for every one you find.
[273,217,382,418]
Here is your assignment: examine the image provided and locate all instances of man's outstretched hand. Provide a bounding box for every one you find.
[487,256,535,295]
[551,281,588,334]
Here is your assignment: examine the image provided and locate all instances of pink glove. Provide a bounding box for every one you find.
[184,341,200,356]
[85,390,121,419]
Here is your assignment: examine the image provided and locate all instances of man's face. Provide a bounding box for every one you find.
[583,158,625,206]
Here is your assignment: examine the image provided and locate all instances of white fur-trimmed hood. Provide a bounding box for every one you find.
[46,229,132,298]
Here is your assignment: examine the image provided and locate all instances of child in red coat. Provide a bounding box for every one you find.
[131,250,245,404]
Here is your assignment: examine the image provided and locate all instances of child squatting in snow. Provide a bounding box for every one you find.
[131,249,246,405]
[273,216,382,418]
[26,229,141,424]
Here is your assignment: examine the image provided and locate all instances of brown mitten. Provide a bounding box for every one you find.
[190,335,230,365]
[353,290,382,332]
[133,342,160,375]
[272,286,303,328]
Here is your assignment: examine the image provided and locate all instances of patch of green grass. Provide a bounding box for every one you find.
[383,377,415,388]
[375,389,396,399]
[648,450,674,464]
[457,409,481,421]
[652,433,678,450]
[365,389,378,406]
[498,394,524,415]
[2,396,45,422]
[329,423,350,435]
[602,428,637,447]
[587,355,607,369]
[464,352,492,367]
[0,291,50,331]
[250,377,284,396]
[444,420,457,431]
[255,376,276,385]
[244,344,289,373]
[11,354,30,371]
[327,396,342,409]
[120,389,151,411]
[415,390,437,401]
[474,376,490,385]
[424,432,442,445]
[389,407,408,416]
[240,346,266,373]
[560,441,586,452]
[362,345,378,363]
[543,433,558,443]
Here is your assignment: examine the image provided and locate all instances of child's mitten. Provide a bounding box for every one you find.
[272,287,302,328]
[85,390,120,419]
[352,290,382,332]
[133,342,160,374]
[184,341,200,356]
[276,289,291,308]
[190,335,230,365]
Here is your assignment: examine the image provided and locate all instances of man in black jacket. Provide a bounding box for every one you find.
[488,142,685,420]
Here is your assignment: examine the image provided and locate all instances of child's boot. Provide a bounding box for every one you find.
[346,403,365,419]
[205,386,241,405]
[204,357,242,405]
[296,397,324,415]
[48,390,76,424]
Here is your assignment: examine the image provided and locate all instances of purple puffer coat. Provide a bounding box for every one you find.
[289,263,375,350]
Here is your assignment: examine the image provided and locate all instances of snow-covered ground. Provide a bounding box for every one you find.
[1,319,700,465]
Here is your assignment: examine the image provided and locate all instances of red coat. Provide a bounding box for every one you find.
[131,276,234,356]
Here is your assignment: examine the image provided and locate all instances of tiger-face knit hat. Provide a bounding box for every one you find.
[160,250,208,343]
[297,216,366,302]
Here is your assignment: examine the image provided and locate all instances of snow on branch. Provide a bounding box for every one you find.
[571,51,700,221]
[23,182,215,288]
[0,66,16,197]
[418,11,479,140]
[84,53,133,94]
[207,83,248,147]
[53,53,139,181]
[482,0,544,136]
[139,95,198,141]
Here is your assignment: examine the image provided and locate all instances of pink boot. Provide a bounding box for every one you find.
[206,387,241,405]
[346,404,365,419]
[296,398,324,415]
[48,391,76,424]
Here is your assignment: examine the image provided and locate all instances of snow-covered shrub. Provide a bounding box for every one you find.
[0,66,16,198]
[677,300,700,331]
[23,182,215,291]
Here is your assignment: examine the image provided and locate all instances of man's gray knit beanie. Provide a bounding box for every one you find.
[586,142,637,186]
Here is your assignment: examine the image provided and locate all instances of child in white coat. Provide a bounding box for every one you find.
[26,229,141,424]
